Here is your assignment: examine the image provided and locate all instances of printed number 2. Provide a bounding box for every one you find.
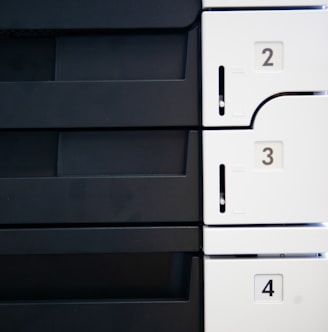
[262,48,274,66]
[262,147,274,165]
[262,279,275,297]
[255,42,283,71]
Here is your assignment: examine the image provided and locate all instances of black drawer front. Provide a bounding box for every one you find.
[0,26,199,128]
[0,226,201,332]
[0,130,199,224]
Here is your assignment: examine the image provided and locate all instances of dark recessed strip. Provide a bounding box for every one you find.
[219,164,226,213]
[218,66,225,116]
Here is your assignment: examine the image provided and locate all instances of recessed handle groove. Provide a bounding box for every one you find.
[219,164,226,213]
[218,66,225,116]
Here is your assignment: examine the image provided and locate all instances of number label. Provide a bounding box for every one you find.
[254,42,283,71]
[255,142,283,169]
[262,48,274,67]
[262,147,274,165]
[255,274,283,303]
[262,279,275,296]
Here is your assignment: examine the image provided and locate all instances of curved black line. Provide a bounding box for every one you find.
[250,91,315,129]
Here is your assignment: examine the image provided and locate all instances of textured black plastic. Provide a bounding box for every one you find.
[0,26,200,128]
[0,0,201,129]
[57,130,187,176]
[0,131,199,224]
[0,227,200,254]
[0,226,201,332]
[0,1,202,331]
[0,253,191,300]
[0,130,188,177]
[0,0,201,29]
[0,256,200,332]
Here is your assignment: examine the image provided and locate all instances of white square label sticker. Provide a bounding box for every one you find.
[254,42,284,71]
[255,274,283,303]
[255,141,283,169]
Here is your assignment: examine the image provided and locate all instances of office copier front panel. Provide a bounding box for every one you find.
[202,0,328,331]
[1,0,328,331]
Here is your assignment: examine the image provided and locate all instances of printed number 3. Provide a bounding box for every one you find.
[262,147,274,165]
[262,48,274,67]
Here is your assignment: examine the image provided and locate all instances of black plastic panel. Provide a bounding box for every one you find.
[0,257,200,332]
[0,227,200,254]
[56,34,187,80]
[0,33,187,82]
[0,131,57,177]
[0,130,187,177]
[0,38,55,81]
[58,131,186,176]
[0,2,202,331]
[0,0,201,29]
[0,130,199,224]
[0,226,201,332]
[0,253,191,301]
[0,27,199,128]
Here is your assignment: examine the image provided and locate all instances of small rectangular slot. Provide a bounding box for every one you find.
[219,164,226,213]
[218,66,225,116]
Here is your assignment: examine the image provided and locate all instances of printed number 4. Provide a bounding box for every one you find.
[255,274,283,302]
[262,279,275,297]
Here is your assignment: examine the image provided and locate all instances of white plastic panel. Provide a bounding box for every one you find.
[203,0,328,8]
[205,256,328,332]
[204,224,328,255]
[202,9,328,127]
[203,95,328,225]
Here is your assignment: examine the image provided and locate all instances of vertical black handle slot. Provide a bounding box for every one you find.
[218,66,225,116]
[219,164,226,213]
